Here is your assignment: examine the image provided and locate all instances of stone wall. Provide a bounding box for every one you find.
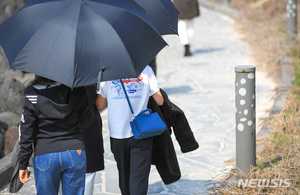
[0,0,28,23]
[0,0,30,159]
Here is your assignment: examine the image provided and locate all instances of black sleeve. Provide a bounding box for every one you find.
[18,98,38,170]
[78,87,94,127]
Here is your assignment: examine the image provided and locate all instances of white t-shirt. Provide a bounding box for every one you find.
[97,65,160,139]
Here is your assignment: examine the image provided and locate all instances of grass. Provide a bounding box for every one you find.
[292,46,300,87]
[210,0,300,194]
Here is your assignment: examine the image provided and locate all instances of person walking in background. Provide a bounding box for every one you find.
[173,0,200,57]
[81,84,105,195]
[95,65,164,195]
[18,76,93,195]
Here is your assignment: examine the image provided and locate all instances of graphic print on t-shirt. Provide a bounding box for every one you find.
[111,75,144,100]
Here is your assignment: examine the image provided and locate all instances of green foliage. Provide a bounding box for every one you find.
[272,131,300,145]
[256,156,283,169]
[256,161,270,169]
[292,45,300,87]
[283,154,290,160]
[283,107,294,117]
[291,86,300,100]
[295,175,300,189]
[276,26,287,38]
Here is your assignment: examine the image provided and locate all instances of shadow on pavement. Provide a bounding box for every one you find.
[162,86,194,95]
[193,47,224,55]
[148,179,218,194]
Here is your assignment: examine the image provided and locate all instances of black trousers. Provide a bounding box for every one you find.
[110,137,153,195]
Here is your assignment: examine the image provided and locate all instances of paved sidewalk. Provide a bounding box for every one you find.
[0,7,276,195]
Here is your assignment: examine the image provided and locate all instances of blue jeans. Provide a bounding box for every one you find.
[33,150,86,195]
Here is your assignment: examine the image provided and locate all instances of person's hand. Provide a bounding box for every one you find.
[19,169,30,184]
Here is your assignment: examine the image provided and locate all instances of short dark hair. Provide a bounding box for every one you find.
[30,76,56,86]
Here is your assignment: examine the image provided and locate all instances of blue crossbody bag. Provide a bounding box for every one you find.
[120,79,166,139]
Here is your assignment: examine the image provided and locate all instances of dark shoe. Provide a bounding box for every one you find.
[184,44,192,57]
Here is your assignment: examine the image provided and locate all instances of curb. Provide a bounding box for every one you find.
[269,58,294,118]
[257,58,294,140]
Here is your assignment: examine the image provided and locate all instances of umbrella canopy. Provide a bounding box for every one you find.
[134,0,178,35]
[0,0,167,88]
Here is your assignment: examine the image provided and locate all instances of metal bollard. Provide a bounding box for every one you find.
[286,0,298,42]
[235,65,256,176]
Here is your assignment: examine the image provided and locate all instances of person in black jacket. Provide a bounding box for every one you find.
[18,76,93,195]
[81,85,104,195]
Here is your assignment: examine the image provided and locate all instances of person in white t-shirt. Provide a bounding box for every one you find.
[95,65,163,195]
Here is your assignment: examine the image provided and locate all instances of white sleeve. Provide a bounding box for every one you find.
[146,66,160,96]
[96,82,108,98]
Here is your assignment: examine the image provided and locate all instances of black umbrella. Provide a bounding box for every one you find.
[134,0,178,35]
[0,0,167,88]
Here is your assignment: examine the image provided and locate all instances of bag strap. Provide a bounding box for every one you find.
[119,79,135,116]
